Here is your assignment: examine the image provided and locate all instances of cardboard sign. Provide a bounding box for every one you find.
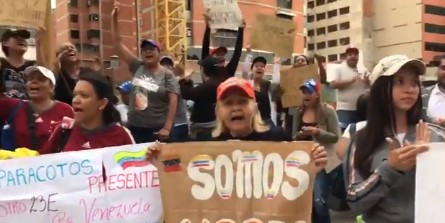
[250,14,297,57]
[0,143,163,223]
[280,64,320,108]
[0,0,48,29]
[203,0,243,30]
[158,141,316,223]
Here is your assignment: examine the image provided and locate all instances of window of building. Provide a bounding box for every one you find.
[277,14,294,20]
[277,0,292,9]
[425,23,445,35]
[327,24,338,33]
[68,0,78,7]
[87,29,100,39]
[339,22,350,30]
[317,27,326,35]
[89,14,99,22]
[87,0,99,7]
[339,7,350,15]
[327,0,336,3]
[308,29,315,36]
[328,39,337,47]
[328,54,338,62]
[339,37,350,45]
[425,42,445,52]
[186,0,191,10]
[327,10,337,18]
[308,1,315,9]
[316,0,325,6]
[339,52,346,59]
[70,14,78,23]
[316,12,326,21]
[307,15,315,23]
[213,29,237,47]
[425,4,445,16]
[317,41,326,49]
[308,43,315,51]
[70,30,80,39]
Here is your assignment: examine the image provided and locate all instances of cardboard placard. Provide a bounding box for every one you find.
[203,0,243,30]
[280,64,320,108]
[250,14,297,57]
[0,0,48,29]
[158,141,316,223]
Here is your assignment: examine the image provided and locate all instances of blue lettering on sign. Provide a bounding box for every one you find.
[0,159,94,188]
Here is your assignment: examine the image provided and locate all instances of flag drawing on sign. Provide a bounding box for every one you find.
[285,157,303,167]
[162,155,182,172]
[114,149,149,170]
[190,154,212,168]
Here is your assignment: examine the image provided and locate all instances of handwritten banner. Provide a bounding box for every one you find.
[0,143,162,223]
[250,14,297,57]
[158,141,316,222]
[280,64,320,108]
[203,0,243,30]
[0,0,48,29]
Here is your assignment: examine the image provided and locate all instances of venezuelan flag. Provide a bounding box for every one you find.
[114,149,148,170]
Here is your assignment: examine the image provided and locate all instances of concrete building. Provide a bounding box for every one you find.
[54,0,138,81]
[306,0,445,70]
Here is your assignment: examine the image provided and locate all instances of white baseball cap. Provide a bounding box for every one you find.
[370,55,426,85]
[24,66,56,86]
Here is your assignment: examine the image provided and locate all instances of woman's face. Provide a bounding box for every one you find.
[301,88,318,106]
[293,56,308,67]
[252,62,265,79]
[392,67,420,112]
[26,71,53,100]
[72,80,107,124]
[218,89,255,133]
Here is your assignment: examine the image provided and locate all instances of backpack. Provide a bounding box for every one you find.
[1,101,24,150]
[327,123,357,212]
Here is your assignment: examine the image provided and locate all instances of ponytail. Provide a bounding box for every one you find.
[103,102,122,125]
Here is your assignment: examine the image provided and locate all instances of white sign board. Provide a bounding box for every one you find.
[203,0,243,30]
[416,143,445,223]
[0,143,163,223]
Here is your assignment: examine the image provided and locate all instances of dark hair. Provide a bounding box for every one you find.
[1,45,9,57]
[355,92,369,122]
[354,75,422,177]
[78,72,121,125]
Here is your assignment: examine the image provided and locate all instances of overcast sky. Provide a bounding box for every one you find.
[51,0,56,8]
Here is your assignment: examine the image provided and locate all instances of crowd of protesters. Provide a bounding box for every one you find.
[1,5,445,223]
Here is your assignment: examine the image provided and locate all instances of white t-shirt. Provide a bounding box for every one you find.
[115,103,129,124]
[427,85,445,119]
[327,62,368,111]
[342,121,367,138]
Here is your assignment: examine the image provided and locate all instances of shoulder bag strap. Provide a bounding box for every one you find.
[343,123,357,181]
[58,128,72,153]
[24,102,39,149]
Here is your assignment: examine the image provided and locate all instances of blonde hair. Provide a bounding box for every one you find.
[212,99,270,138]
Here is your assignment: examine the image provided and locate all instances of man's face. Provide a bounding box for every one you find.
[58,43,78,63]
[141,45,160,65]
[3,36,28,53]
[346,51,359,66]
[438,58,445,88]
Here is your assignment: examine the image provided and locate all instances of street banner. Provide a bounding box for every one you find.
[203,0,243,30]
[158,141,316,223]
[0,143,163,223]
[250,14,297,57]
[0,0,48,29]
[416,142,445,223]
[280,64,320,108]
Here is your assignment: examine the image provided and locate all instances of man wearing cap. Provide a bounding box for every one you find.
[0,29,36,99]
[327,47,369,131]
[178,56,223,141]
[112,7,179,143]
[201,13,245,79]
[423,55,445,126]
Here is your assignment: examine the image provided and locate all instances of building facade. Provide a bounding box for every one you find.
[306,0,445,69]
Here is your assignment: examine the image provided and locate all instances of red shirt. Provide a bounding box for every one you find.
[41,117,135,154]
[0,98,74,150]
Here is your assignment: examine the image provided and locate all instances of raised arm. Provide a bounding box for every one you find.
[111,7,139,72]
[201,14,212,60]
[225,23,245,78]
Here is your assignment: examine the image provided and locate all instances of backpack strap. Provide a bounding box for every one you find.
[24,102,39,150]
[343,123,357,188]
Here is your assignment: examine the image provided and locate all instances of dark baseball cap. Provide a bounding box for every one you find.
[199,56,222,76]
[160,56,174,66]
[140,39,160,51]
[345,46,359,54]
[1,29,31,42]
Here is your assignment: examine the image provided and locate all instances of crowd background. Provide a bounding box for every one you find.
[1,3,445,223]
